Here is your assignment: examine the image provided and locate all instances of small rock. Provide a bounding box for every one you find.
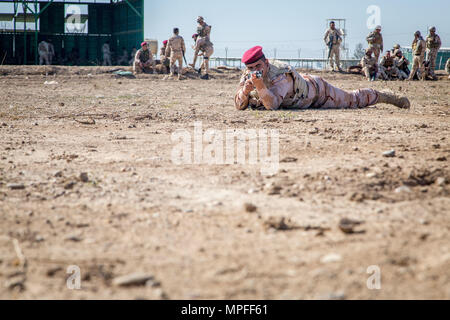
[320,253,342,264]
[130,103,137,107]
[79,172,89,183]
[383,150,396,158]
[339,218,364,234]
[46,267,63,277]
[112,273,154,287]
[436,177,446,186]
[65,235,82,242]
[64,181,76,190]
[395,186,411,193]
[267,185,282,195]
[54,171,63,177]
[59,102,65,107]
[244,203,257,213]
[35,235,45,243]
[7,183,25,190]
[366,172,377,178]
[436,156,447,162]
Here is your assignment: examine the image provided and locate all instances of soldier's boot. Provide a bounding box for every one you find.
[377,91,410,109]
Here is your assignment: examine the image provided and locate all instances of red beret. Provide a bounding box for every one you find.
[242,46,264,65]
[192,34,198,38]
[141,41,147,47]
[163,40,168,45]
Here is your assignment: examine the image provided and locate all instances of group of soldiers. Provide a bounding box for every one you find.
[133,16,214,80]
[325,22,445,81]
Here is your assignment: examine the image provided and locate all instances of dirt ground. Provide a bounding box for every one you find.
[0,65,449,300]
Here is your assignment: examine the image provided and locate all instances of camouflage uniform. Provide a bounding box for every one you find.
[446,58,450,79]
[393,50,409,80]
[361,54,378,80]
[366,30,383,62]
[379,53,399,80]
[193,38,214,75]
[133,48,155,73]
[159,45,170,73]
[235,60,380,110]
[426,30,442,79]
[324,28,343,71]
[408,36,426,81]
[167,34,186,79]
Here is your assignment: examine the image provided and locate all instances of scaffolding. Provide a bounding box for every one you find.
[0,0,144,65]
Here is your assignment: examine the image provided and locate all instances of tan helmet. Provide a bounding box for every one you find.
[375,25,382,30]
[394,49,402,57]
[394,44,400,49]
[429,26,436,32]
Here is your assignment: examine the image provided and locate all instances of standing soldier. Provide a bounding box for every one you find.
[361,48,379,81]
[323,21,343,72]
[166,28,186,80]
[407,31,426,81]
[102,41,112,66]
[366,25,384,62]
[190,33,214,80]
[38,40,49,65]
[446,58,450,80]
[426,26,442,80]
[133,42,155,74]
[393,50,409,80]
[235,46,410,111]
[129,47,137,66]
[192,16,212,70]
[47,39,55,65]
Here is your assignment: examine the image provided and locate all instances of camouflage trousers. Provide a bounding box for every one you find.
[134,60,155,73]
[426,49,438,77]
[296,75,379,109]
[408,55,425,80]
[379,66,401,80]
[362,66,379,80]
[369,45,381,62]
[170,52,184,77]
[328,45,341,70]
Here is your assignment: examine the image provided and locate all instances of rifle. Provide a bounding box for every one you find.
[182,49,187,65]
[327,35,334,59]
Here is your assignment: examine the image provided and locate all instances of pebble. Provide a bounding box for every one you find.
[79,172,89,183]
[244,203,257,213]
[436,177,446,186]
[7,183,25,190]
[64,181,76,190]
[320,253,342,264]
[383,150,396,158]
[65,235,82,242]
[112,273,155,287]
[395,186,411,193]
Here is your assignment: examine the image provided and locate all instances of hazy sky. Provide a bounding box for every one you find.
[145,0,450,59]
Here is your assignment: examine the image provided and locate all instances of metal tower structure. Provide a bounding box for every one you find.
[0,0,144,65]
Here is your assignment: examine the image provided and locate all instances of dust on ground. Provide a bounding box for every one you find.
[0,65,449,299]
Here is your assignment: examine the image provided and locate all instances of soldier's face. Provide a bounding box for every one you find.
[330,23,335,29]
[376,29,381,33]
[246,58,269,76]
[142,45,148,50]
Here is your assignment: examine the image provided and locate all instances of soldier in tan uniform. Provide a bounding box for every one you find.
[393,50,409,80]
[190,33,214,80]
[446,58,450,80]
[323,21,343,72]
[366,25,384,62]
[361,48,379,81]
[166,28,186,80]
[379,51,401,80]
[390,44,401,55]
[425,27,442,80]
[192,16,212,73]
[156,40,170,74]
[235,46,410,111]
[133,42,155,74]
[407,31,426,81]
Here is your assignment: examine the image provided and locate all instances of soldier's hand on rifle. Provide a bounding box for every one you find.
[243,78,255,96]
[251,72,265,90]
